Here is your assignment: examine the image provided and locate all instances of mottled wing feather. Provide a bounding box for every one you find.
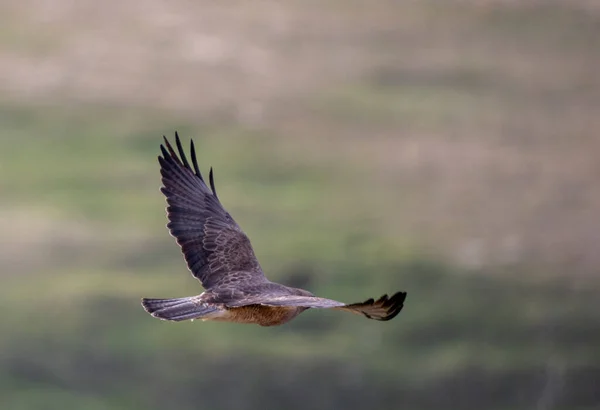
[202,217,262,283]
[159,133,265,289]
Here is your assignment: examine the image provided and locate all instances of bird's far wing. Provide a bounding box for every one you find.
[225,291,407,322]
[159,133,265,289]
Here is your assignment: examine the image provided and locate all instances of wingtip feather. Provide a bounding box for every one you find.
[190,139,203,180]
[209,167,219,200]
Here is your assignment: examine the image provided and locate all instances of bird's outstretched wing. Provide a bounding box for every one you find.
[159,133,265,289]
[226,292,407,322]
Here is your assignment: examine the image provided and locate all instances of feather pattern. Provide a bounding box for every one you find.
[159,132,265,290]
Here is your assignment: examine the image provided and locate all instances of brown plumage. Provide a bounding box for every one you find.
[141,133,407,326]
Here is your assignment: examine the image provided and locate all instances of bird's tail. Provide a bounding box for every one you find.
[141,297,221,322]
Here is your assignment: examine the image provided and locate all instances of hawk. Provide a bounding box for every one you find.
[141,133,407,326]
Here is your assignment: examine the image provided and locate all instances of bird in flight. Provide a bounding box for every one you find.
[141,133,407,326]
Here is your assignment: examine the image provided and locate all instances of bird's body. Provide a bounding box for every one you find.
[141,133,406,326]
[144,282,312,326]
[207,304,304,327]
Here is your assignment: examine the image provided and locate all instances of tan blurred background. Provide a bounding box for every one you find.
[1,1,599,409]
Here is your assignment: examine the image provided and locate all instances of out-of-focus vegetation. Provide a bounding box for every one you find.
[1,1,599,409]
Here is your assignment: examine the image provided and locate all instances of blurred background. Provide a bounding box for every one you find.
[1,1,599,409]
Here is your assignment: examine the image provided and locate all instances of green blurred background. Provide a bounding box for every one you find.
[1,1,599,409]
